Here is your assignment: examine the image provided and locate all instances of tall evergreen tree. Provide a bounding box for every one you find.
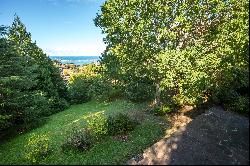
[8,15,68,106]
[0,25,43,130]
[0,15,69,132]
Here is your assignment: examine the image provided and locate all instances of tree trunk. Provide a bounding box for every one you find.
[154,82,161,107]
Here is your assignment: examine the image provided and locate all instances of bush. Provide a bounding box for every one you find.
[22,91,50,123]
[0,115,12,131]
[61,127,95,152]
[85,112,108,136]
[68,75,92,104]
[48,97,69,114]
[107,113,138,135]
[24,134,51,164]
[61,112,139,153]
[152,105,172,116]
[212,78,249,114]
[124,78,156,102]
[88,77,121,101]
[229,96,249,114]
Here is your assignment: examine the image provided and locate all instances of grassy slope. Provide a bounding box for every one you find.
[0,100,167,165]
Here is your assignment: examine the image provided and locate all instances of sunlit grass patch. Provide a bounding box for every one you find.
[0,100,167,165]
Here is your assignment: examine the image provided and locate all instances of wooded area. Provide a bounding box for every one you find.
[0,0,248,164]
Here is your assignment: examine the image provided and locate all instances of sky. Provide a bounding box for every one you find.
[0,0,106,56]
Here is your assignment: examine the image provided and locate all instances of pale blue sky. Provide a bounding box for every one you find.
[0,0,106,56]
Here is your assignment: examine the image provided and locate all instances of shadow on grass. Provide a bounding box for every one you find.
[0,117,49,144]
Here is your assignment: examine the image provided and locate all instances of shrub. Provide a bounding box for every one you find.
[85,112,108,136]
[0,114,12,131]
[107,113,138,135]
[88,77,122,101]
[229,96,249,114]
[48,97,69,114]
[124,78,156,102]
[61,127,95,152]
[24,134,51,164]
[22,91,50,123]
[152,105,172,116]
[212,81,249,114]
[68,75,92,104]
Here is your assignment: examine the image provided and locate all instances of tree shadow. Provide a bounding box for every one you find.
[0,117,49,144]
[130,107,249,165]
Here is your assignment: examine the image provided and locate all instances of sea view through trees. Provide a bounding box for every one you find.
[49,56,100,65]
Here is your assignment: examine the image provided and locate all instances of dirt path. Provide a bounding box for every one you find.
[127,106,249,165]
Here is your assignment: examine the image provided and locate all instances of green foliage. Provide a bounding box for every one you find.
[61,127,95,152]
[95,0,249,113]
[0,27,38,129]
[84,111,139,136]
[152,105,172,116]
[124,77,156,102]
[21,91,51,123]
[84,111,108,136]
[88,77,121,101]
[107,113,138,135]
[24,134,51,164]
[0,115,12,130]
[68,62,122,102]
[67,63,104,104]
[48,97,69,114]
[81,63,101,76]
[157,47,214,106]
[49,63,69,101]
[0,15,69,133]
[0,100,166,165]
[68,74,92,104]
[229,96,249,114]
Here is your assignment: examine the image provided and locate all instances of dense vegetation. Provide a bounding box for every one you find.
[94,0,249,112]
[0,0,249,164]
[0,16,69,134]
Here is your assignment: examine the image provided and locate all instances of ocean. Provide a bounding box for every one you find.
[49,56,100,65]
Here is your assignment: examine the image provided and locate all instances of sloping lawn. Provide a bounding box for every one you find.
[0,100,167,165]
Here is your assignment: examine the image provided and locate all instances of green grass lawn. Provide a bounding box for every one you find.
[0,100,167,165]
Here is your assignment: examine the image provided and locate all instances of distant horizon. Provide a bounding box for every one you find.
[1,0,106,56]
[48,55,101,57]
[49,55,100,65]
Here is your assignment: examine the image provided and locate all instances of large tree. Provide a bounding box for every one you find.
[8,15,68,100]
[0,25,45,130]
[95,0,249,108]
[0,15,69,132]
